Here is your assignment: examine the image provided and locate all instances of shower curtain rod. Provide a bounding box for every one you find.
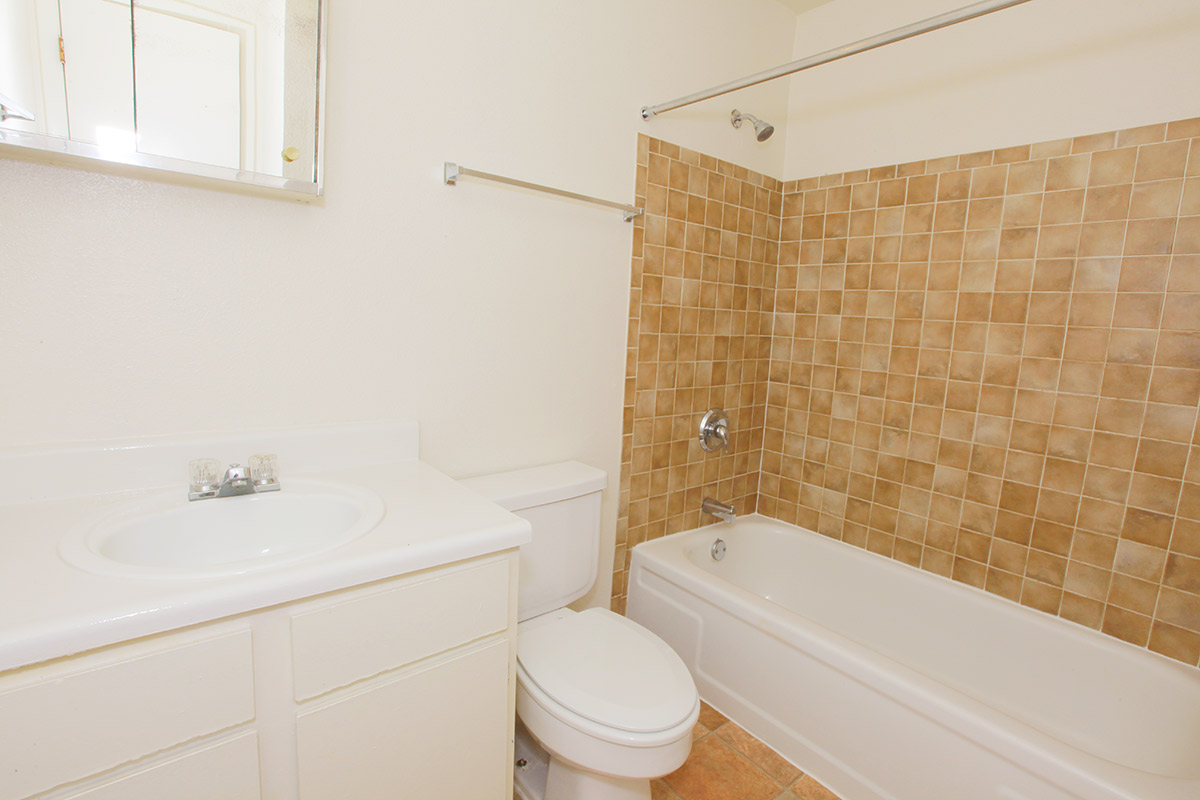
[640,0,1036,120]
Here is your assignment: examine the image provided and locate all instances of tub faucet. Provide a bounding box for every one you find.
[702,497,736,524]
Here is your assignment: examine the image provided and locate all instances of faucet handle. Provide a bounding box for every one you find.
[188,458,223,493]
[699,408,731,452]
[249,453,281,491]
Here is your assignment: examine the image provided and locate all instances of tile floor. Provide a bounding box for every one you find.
[652,702,843,800]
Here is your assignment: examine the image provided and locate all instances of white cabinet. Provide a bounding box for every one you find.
[296,639,510,800]
[0,628,257,800]
[289,558,511,701]
[61,735,263,800]
[0,552,518,800]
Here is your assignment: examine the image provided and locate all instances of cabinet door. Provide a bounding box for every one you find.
[295,639,510,800]
[0,629,254,800]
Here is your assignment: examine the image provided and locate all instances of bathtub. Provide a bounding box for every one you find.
[626,516,1200,800]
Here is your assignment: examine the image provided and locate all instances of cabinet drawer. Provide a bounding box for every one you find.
[0,629,255,800]
[60,733,261,800]
[291,558,510,701]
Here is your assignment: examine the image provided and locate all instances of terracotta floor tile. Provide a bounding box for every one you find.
[652,778,685,800]
[772,793,801,800]
[716,722,803,786]
[698,700,730,730]
[691,720,711,742]
[666,735,781,800]
[789,774,841,800]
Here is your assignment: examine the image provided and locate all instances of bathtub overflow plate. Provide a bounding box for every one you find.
[711,538,726,561]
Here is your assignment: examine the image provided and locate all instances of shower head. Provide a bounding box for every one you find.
[731,109,774,142]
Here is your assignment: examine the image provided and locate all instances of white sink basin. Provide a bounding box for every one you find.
[59,479,386,578]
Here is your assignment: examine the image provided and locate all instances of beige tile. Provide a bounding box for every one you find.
[1131,180,1184,219]
[1089,148,1137,185]
[1163,552,1200,594]
[621,125,1200,667]
[1149,621,1200,664]
[1157,587,1200,633]
[1118,123,1166,147]
[1046,155,1090,190]
[1061,591,1104,628]
[1101,606,1152,646]
[1136,140,1190,182]
[1083,185,1132,221]
[1125,218,1176,255]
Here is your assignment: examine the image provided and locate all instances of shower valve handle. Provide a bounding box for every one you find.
[699,408,731,452]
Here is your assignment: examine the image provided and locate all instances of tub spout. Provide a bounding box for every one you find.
[702,497,736,524]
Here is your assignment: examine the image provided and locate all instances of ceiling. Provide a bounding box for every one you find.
[775,0,837,14]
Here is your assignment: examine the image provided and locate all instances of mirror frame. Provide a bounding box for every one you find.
[0,0,327,196]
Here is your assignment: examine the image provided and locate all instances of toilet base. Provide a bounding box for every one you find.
[514,721,652,800]
[546,756,650,800]
[513,723,549,800]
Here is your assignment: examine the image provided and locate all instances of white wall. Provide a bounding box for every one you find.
[783,0,1200,178]
[0,0,795,608]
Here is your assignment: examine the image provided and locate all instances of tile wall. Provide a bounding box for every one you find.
[616,119,1200,668]
[612,137,779,610]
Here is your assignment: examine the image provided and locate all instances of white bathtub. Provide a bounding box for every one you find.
[627,516,1200,800]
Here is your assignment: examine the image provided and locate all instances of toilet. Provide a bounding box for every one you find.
[462,461,698,800]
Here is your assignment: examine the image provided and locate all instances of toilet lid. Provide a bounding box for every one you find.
[517,608,697,734]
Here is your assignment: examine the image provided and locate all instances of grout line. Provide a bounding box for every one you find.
[1141,159,1194,645]
[1039,150,1104,619]
[1000,153,1055,609]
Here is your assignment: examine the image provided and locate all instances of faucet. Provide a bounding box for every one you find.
[189,455,280,501]
[702,497,736,524]
[216,464,255,498]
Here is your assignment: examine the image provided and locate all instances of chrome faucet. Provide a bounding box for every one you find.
[216,464,255,498]
[702,497,736,524]
[189,455,280,501]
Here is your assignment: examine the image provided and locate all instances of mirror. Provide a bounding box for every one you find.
[0,0,325,194]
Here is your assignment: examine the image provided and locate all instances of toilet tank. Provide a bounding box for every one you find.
[461,461,606,622]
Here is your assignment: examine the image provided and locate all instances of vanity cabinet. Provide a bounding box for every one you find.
[0,552,518,800]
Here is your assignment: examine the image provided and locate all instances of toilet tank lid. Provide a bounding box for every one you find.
[460,461,606,511]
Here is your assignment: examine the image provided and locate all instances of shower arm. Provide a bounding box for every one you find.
[640,0,1036,120]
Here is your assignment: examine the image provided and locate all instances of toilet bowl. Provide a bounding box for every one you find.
[515,607,698,799]
[461,463,698,800]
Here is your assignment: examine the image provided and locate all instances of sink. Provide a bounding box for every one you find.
[59,479,386,578]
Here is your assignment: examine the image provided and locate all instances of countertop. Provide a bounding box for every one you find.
[0,459,530,673]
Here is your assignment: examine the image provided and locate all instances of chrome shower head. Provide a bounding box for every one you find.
[731,109,774,142]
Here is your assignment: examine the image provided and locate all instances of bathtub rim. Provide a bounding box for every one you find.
[628,514,1200,800]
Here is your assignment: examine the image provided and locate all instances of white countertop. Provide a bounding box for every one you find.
[0,425,531,673]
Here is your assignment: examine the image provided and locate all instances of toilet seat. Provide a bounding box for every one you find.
[517,608,698,742]
[515,609,700,784]
[516,659,698,749]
